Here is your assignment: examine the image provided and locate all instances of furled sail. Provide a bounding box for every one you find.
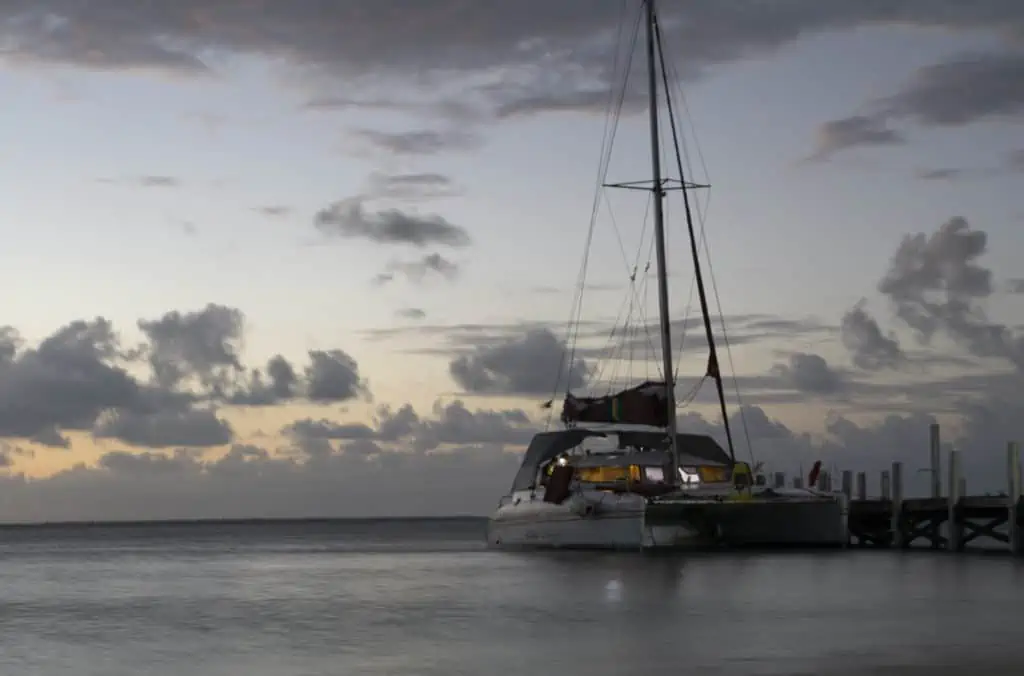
[560,380,669,428]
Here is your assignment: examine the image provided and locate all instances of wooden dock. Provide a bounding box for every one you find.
[776,425,1022,554]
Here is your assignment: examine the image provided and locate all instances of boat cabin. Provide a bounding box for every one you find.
[511,428,746,499]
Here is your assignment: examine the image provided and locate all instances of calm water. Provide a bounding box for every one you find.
[1,518,1022,675]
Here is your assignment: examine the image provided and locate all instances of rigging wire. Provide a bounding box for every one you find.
[658,25,757,466]
[545,0,640,427]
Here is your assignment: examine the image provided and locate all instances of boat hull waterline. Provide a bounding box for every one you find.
[487,489,848,551]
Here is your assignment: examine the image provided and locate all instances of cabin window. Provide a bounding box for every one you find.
[697,466,731,483]
[576,465,630,483]
[643,466,666,483]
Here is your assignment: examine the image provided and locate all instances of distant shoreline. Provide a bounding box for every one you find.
[0,515,488,530]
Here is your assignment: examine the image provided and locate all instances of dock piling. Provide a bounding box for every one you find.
[856,472,867,500]
[881,470,891,500]
[891,461,904,547]
[929,423,942,498]
[947,449,963,552]
[841,470,853,499]
[1009,442,1021,555]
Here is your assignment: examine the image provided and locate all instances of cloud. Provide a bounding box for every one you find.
[366,173,459,201]
[877,216,1024,369]
[3,1,1021,126]
[1007,279,1024,294]
[94,409,234,448]
[812,51,1024,157]
[256,205,292,217]
[0,304,369,448]
[314,197,470,248]
[806,115,905,161]
[1007,148,1024,172]
[840,301,906,371]
[137,175,180,188]
[916,168,964,181]
[448,328,590,396]
[374,253,460,286]
[352,128,480,155]
[770,353,844,394]
[396,308,427,321]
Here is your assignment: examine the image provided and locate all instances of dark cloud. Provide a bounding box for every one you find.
[374,253,460,286]
[396,308,427,321]
[3,1,1021,126]
[840,301,906,371]
[877,216,1024,369]
[812,51,1024,158]
[138,304,245,391]
[94,409,233,448]
[806,116,905,162]
[770,353,844,394]
[352,128,480,155]
[0,305,369,448]
[314,197,470,248]
[448,328,590,396]
[304,350,369,403]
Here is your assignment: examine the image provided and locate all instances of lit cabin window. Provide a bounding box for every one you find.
[576,466,630,483]
[679,466,701,485]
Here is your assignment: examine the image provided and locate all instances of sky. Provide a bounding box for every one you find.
[0,0,1022,521]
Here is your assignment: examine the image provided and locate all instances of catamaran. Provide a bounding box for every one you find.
[486,0,847,550]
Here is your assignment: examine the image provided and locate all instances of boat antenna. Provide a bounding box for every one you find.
[642,0,680,482]
[653,14,737,466]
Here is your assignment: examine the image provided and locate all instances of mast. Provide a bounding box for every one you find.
[652,16,738,467]
[644,0,679,483]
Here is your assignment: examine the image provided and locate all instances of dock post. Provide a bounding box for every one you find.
[841,470,853,499]
[929,423,942,498]
[891,461,904,547]
[774,472,785,489]
[881,470,891,500]
[793,476,803,489]
[856,472,867,500]
[1008,442,1021,555]
[818,471,831,492]
[947,449,963,552]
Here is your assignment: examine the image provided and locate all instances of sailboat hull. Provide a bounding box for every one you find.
[486,490,709,551]
[487,489,849,551]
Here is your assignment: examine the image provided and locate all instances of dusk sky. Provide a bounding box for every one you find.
[0,0,1021,521]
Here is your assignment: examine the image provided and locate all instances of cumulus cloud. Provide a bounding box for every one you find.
[0,304,369,449]
[449,328,591,396]
[877,216,1024,369]
[770,353,844,394]
[840,301,906,371]
[806,116,905,162]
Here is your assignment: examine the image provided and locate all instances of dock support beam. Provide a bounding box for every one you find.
[947,449,963,552]
[929,423,942,498]
[881,470,890,500]
[856,472,867,500]
[841,470,853,499]
[1009,441,1021,555]
[891,461,904,548]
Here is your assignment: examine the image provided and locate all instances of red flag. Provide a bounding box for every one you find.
[808,460,822,488]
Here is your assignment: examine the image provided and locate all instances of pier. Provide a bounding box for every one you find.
[775,424,1023,554]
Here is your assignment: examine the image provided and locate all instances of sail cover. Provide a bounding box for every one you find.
[561,380,669,428]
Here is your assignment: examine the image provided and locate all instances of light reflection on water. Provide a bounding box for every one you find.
[0,519,1022,675]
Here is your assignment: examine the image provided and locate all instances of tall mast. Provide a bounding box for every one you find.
[644,0,679,483]
[652,16,738,467]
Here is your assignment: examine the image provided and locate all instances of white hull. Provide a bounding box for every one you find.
[487,490,706,550]
[487,488,848,551]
